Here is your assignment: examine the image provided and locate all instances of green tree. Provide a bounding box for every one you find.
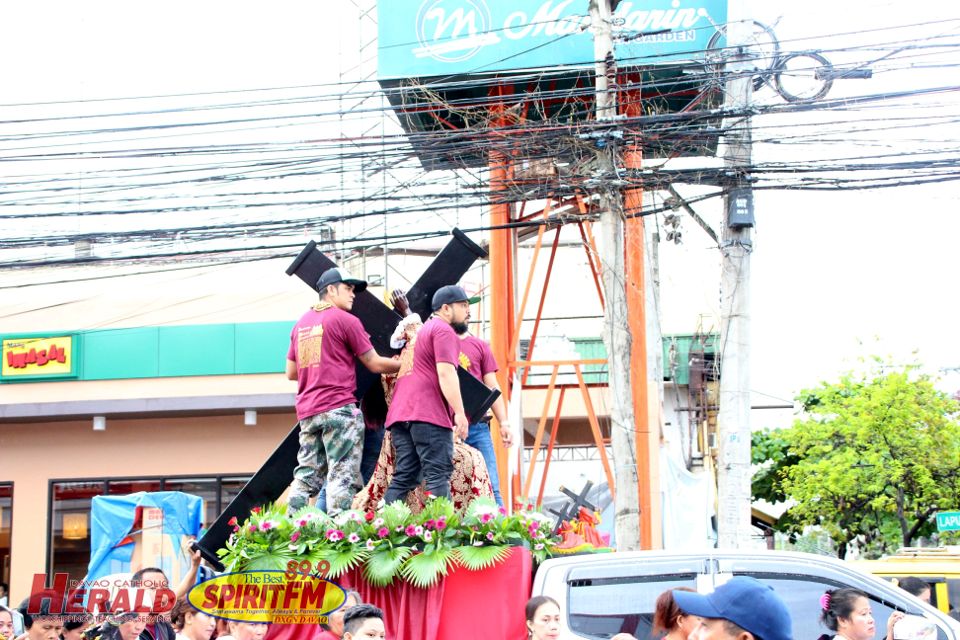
[752,362,960,558]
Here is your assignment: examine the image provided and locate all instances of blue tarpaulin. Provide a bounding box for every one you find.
[87,491,203,585]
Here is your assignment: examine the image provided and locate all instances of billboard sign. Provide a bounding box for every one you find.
[378,0,728,80]
[2,334,79,380]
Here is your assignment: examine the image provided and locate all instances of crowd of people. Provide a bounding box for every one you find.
[285,269,512,516]
[0,560,950,640]
[520,573,945,640]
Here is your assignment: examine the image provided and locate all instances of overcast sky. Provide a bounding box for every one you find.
[1,0,958,423]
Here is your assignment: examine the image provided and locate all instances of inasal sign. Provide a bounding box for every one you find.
[378,0,727,79]
[2,335,78,380]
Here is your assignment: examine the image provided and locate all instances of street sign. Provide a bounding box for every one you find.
[936,511,960,532]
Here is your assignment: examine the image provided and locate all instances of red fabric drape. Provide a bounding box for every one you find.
[262,547,532,640]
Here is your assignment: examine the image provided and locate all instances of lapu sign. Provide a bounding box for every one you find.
[378,0,729,80]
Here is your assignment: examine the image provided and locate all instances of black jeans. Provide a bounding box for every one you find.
[384,421,454,502]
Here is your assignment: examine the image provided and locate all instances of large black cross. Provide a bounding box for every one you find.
[194,230,500,569]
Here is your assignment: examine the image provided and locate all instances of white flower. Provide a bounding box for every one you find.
[414,525,424,536]
[348,533,361,543]
[373,517,385,527]
[423,531,433,542]
[348,511,363,523]
[366,539,377,551]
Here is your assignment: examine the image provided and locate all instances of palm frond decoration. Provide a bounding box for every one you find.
[454,544,511,571]
[363,546,412,587]
[244,545,295,572]
[400,546,457,589]
[316,547,369,578]
[381,501,413,529]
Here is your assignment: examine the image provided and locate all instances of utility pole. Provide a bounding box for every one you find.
[589,0,642,552]
[716,6,755,549]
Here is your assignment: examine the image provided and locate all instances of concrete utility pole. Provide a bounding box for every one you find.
[716,6,755,548]
[589,0,641,552]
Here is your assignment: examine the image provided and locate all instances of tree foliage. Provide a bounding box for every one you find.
[752,361,960,558]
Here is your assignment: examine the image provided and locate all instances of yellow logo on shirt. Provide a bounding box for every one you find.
[458,351,472,370]
[297,324,324,367]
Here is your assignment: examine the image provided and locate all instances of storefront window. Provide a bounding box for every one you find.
[0,483,12,591]
[107,480,162,495]
[49,475,252,578]
[163,478,219,529]
[51,481,105,581]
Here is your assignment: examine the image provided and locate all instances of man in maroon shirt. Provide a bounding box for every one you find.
[456,302,513,507]
[286,267,400,514]
[383,285,470,502]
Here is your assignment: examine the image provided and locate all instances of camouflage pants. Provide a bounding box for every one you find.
[288,404,364,515]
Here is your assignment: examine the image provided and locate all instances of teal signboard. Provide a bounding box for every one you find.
[936,511,960,532]
[378,0,728,80]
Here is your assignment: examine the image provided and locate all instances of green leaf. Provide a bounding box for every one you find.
[316,547,368,578]
[400,547,456,589]
[454,544,510,571]
[363,546,412,587]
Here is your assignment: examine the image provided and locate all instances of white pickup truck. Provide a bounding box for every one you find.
[533,550,960,640]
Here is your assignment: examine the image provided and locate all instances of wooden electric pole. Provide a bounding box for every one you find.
[589,0,641,552]
[716,6,755,548]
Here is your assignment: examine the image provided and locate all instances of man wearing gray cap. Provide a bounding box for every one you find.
[286,267,400,514]
[383,284,471,503]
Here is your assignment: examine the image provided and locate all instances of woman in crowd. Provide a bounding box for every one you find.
[95,612,146,640]
[819,588,905,640]
[214,623,266,640]
[60,616,91,640]
[652,587,700,640]
[318,591,361,640]
[525,596,561,640]
[169,600,215,640]
[0,606,16,640]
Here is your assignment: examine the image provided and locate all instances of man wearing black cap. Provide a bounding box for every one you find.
[286,267,401,514]
[383,285,470,502]
[672,576,793,640]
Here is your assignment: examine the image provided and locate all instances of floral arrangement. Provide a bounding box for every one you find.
[218,497,560,588]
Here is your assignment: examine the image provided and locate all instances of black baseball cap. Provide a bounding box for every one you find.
[316,267,367,293]
[431,285,470,311]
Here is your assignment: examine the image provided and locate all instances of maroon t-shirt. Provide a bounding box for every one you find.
[458,334,498,381]
[386,317,461,429]
[287,306,374,420]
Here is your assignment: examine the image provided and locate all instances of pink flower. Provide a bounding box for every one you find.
[377,527,389,538]
[486,531,495,541]
[326,529,344,542]
[295,518,308,528]
[251,507,262,514]
[260,520,277,531]
[348,533,360,543]
[498,506,507,516]
[479,513,493,524]
[436,517,447,530]
[290,531,301,543]
[424,519,436,530]
[404,524,417,536]
[248,524,257,533]
[227,517,238,526]
[365,511,375,522]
